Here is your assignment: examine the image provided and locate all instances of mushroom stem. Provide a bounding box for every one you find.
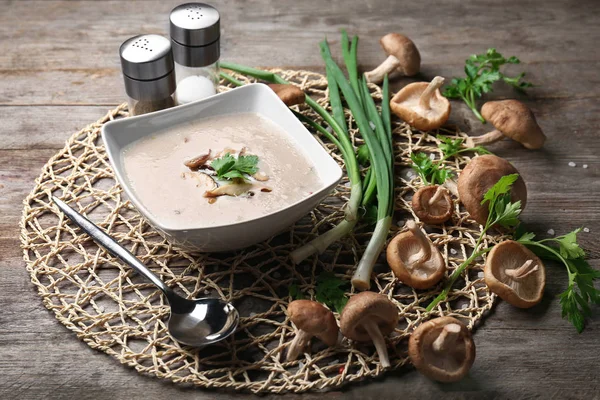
[428,186,446,206]
[286,329,313,361]
[505,259,539,280]
[418,76,445,110]
[465,129,505,147]
[364,55,401,84]
[406,220,432,265]
[432,323,462,353]
[362,319,391,368]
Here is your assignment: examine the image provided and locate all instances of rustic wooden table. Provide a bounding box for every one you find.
[1,0,599,399]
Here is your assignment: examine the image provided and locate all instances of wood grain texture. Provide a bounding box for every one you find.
[1,0,599,399]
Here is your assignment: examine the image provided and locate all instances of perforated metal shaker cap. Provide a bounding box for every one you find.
[170,3,220,67]
[119,35,175,100]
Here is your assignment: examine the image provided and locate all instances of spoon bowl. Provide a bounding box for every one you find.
[52,196,239,347]
[166,295,239,347]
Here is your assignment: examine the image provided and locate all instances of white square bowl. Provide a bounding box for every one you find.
[102,83,343,252]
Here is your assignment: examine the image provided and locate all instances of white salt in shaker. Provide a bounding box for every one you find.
[119,34,176,116]
[170,3,220,105]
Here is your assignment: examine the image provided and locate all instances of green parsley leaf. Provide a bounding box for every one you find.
[410,152,450,185]
[481,173,519,207]
[443,48,533,122]
[210,153,259,181]
[315,272,348,313]
[492,199,522,228]
[362,204,378,225]
[289,283,305,300]
[210,153,236,176]
[234,155,259,175]
[222,170,246,180]
[437,135,491,159]
[437,136,464,158]
[555,228,586,259]
[516,230,536,242]
[560,287,586,333]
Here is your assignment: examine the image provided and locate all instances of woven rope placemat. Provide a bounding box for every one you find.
[20,69,502,394]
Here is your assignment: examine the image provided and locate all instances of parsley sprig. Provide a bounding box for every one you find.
[410,152,449,185]
[289,272,348,313]
[427,174,522,311]
[443,48,533,123]
[517,228,600,332]
[409,136,490,185]
[437,135,491,159]
[211,153,259,181]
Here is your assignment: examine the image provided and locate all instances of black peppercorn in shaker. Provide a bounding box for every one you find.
[119,34,176,116]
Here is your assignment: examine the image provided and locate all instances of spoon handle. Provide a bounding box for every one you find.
[52,196,171,295]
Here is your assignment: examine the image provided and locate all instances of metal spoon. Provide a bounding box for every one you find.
[52,196,239,347]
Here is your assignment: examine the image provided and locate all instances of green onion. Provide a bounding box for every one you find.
[341,30,361,104]
[290,61,362,263]
[319,40,394,290]
[219,71,244,87]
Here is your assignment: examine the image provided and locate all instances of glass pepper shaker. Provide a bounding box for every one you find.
[119,34,176,116]
[170,3,220,105]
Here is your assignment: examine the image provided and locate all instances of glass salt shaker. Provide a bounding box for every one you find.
[170,3,220,105]
[120,34,176,116]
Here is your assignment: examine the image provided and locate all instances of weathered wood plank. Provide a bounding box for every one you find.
[0,106,113,149]
[1,60,599,106]
[1,0,599,71]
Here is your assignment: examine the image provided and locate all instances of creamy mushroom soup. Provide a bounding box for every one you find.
[122,112,322,228]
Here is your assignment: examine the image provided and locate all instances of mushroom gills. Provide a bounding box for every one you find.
[428,185,446,206]
[409,317,475,383]
[387,220,446,288]
[424,326,468,372]
[389,77,450,131]
[431,323,462,352]
[484,240,545,308]
[505,259,539,279]
[397,77,446,119]
[503,259,541,298]
[425,186,451,216]
[418,77,445,110]
[403,221,436,276]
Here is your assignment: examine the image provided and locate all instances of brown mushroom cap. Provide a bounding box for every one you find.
[286,300,339,361]
[268,83,305,107]
[390,77,451,131]
[484,240,546,308]
[408,316,475,382]
[386,220,445,289]
[412,185,453,225]
[340,292,398,368]
[380,33,421,76]
[481,100,546,150]
[457,155,527,226]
